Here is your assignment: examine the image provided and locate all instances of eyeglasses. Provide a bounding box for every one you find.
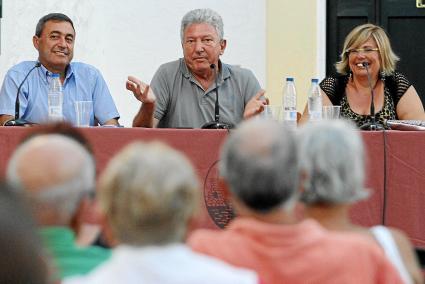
[346,48,379,55]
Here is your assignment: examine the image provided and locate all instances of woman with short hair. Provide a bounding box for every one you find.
[298,120,423,284]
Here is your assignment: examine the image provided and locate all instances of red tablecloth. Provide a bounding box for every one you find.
[0,128,424,247]
[0,127,229,231]
[384,131,425,248]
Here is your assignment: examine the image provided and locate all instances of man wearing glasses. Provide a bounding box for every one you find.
[126,8,267,128]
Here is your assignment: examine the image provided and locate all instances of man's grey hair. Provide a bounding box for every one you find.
[99,141,200,246]
[6,134,95,221]
[298,120,369,205]
[180,8,224,43]
[220,119,299,213]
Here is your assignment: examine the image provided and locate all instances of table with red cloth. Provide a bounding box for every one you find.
[0,128,424,248]
[351,131,425,249]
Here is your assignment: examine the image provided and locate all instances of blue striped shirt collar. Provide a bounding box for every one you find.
[38,62,74,86]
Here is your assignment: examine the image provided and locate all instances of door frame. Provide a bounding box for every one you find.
[317,0,327,80]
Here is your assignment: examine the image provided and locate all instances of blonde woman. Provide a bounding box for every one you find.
[301,23,425,126]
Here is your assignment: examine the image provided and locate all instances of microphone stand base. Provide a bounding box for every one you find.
[359,122,385,131]
[201,121,232,129]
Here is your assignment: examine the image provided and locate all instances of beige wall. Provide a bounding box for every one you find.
[266,0,318,111]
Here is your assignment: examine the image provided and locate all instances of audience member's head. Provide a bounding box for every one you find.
[220,119,299,214]
[298,120,369,205]
[99,141,199,246]
[0,182,49,284]
[6,134,95,226]
[20,122,94,155]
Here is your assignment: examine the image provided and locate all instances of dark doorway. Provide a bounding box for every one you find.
[326,0,425,105]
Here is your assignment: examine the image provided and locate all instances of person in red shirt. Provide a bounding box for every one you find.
[188,119,403,284]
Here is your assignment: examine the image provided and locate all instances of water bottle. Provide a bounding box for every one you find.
[282,77,297,129]
[48,73,63,121]
[307,78,322,122]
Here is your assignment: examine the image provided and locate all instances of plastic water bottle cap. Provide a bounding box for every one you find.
[311,78,319,83]
[286,77,294,82]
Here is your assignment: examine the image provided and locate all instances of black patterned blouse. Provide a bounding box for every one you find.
[319,72,411,128]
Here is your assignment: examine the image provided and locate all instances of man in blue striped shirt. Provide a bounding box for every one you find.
[0,13,120,126]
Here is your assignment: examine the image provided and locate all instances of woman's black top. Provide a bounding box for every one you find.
[319,72,411,127]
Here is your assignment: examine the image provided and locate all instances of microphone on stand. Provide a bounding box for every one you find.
[4,62,41,126]
[201,63,232,129]
[359,62,384,131]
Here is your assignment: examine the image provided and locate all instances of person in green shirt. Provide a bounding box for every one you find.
[6,133,111,280]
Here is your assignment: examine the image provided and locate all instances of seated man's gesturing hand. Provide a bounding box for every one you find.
[243,89,268,119]
[126,76,156,104]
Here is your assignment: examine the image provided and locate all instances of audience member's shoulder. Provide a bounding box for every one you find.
[188,249,259,284]
[337,230,406,282]
[188,228,223,245]
[325,229,386,255]
[387,226,415,252]
[300,221,383,256]
[188,227,240,252]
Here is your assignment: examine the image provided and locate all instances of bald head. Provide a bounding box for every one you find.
[6,134,95,224]
[220,119,299,213]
